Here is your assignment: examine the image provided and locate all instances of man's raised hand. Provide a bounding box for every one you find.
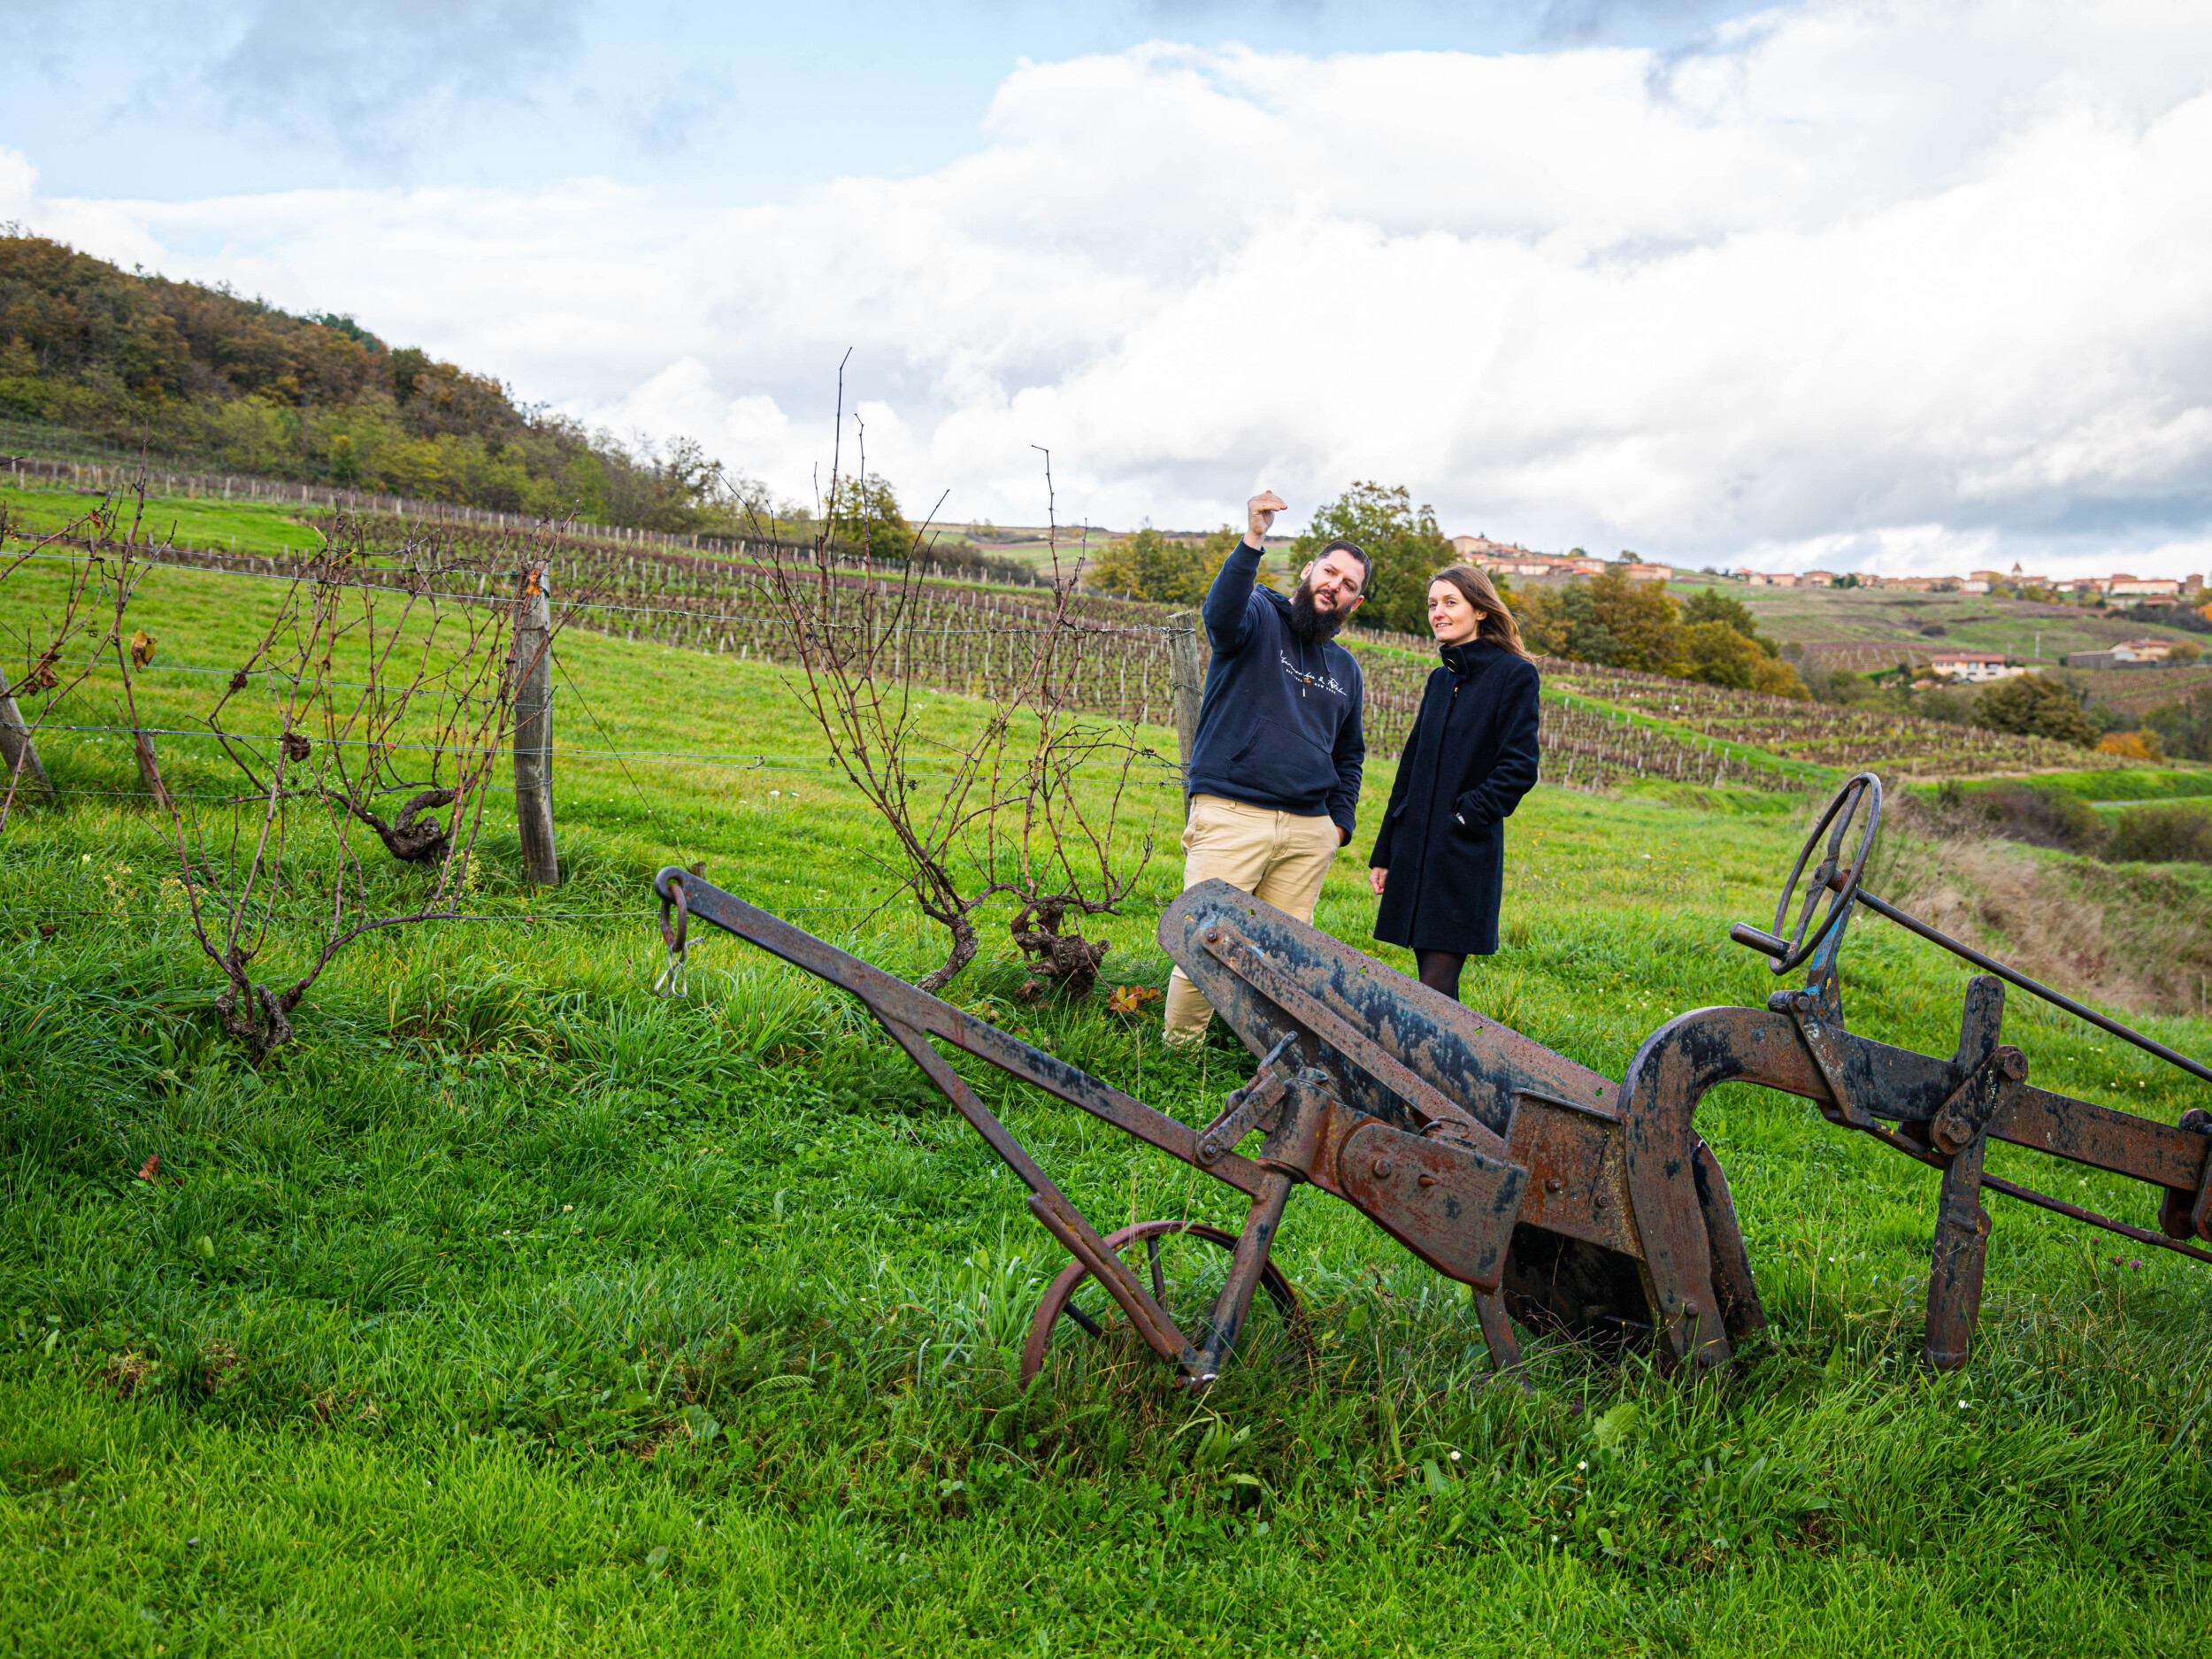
[1246,491,1287,549]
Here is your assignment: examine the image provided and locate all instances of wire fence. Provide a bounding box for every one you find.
[2,526,2115,841]
[2,446,1057,587]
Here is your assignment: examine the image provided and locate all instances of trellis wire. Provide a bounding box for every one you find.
[4,527,2112,796]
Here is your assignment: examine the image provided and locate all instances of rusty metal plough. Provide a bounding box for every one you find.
[651,774,2210,1387]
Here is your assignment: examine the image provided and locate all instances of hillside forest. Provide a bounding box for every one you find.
[0,229,789,533]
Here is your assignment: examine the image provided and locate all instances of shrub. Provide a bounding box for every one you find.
[2097,729,2163,762]
[1809,665,1867,703]
[1972,673,2098,748]
[1969,784,2107,852]
[2144,689,2212,761]
[2106,803,2212,864]
[1914,685,1978,726]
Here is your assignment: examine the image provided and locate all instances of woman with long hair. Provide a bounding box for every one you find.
[1367,565,1541,1002]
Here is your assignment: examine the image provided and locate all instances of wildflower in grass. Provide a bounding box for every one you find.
[1108,985,1162,1016]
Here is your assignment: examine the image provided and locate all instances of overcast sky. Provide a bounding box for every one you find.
[4,0,2210,576]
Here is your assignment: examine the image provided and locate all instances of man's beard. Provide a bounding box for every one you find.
[1287,580,1351,643]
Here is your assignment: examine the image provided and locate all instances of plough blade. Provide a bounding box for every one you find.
[1164,879,1750,1371]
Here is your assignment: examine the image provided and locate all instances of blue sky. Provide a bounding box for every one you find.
[11,2,1763,200]
[5,0,2212,576]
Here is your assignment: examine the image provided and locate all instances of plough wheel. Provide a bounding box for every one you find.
[1760,771,1883,973]
[1019,1219,1306,1385]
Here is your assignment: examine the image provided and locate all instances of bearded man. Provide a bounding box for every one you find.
[1162,490,1369,1045]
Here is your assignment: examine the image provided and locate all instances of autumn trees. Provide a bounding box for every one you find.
[1515,567,1809,696]
[1085,526,1257,606]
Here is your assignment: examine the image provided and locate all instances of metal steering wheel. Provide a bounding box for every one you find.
[1759,772,1883,975]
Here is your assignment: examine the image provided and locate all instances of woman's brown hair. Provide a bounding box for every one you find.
[1428,565,1533,660]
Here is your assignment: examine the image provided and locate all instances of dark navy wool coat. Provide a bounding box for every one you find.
[1369,638,1541,956]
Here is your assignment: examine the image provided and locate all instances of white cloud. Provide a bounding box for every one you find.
[11,0,2212,575]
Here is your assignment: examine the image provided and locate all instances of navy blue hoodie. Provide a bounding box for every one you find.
[1185,541,1365,840]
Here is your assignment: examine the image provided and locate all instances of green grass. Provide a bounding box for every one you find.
[3,565,2210,1655]
[2,480,334,563]
[1926,769,2212,806]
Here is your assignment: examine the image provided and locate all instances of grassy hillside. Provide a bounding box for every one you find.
[2,557,2209,1653]
[1667,575,2208,666]
[1,473,329,561]
[2068,663,2212,717]
[0,233,727,529]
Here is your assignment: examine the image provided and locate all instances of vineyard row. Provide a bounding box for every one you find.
[17,526,2120,792]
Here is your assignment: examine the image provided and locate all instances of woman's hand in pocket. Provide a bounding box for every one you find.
[1369,867,1387,896]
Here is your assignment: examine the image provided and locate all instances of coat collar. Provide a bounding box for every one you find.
[1440,637,1503,678]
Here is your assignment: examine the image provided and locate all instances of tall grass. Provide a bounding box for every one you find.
[2,598,2208,1653]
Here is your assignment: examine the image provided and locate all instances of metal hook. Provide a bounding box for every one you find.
[652,876,689,996]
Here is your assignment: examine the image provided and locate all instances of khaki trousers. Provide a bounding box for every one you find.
[1163,793,1342,1041]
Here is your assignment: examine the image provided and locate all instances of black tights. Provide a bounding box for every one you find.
[1416,950,1467,1002]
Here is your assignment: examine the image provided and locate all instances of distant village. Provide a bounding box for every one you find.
[1453,535,2201,604]
[1452,536,2208,687]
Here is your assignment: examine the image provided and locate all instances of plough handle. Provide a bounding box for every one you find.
[1728,923,1792,959]
[1850,887,2212,1088]
[653,866,1272,1196]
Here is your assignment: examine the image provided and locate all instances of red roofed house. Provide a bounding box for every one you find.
[1927,651,2026,683]
[2108,578,2183,606]
[1451,535,1527,561]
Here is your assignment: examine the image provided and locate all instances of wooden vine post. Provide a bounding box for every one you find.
[513,560,559,886]
[0,670,53,803]
[1164,610,1204,813]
